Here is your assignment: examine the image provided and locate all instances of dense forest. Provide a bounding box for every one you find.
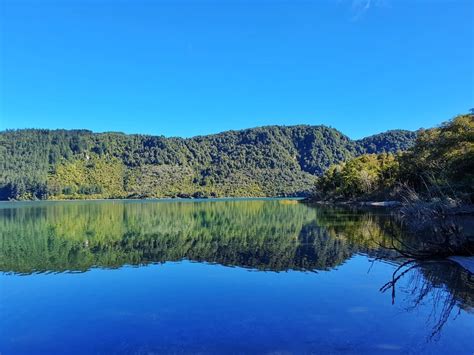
[0,125,416,200]
[313,114,474,201]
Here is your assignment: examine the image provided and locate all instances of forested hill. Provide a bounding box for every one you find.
[356,129,419,154]
[0,125,416,200]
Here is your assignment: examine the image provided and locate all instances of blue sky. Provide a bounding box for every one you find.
[0,0,472,139]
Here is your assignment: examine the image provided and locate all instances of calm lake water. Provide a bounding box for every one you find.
[0,199,473,354]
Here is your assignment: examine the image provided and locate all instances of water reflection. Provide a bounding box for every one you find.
[0,199,473,347]
[0,200,396,273]
[380,259,474,340]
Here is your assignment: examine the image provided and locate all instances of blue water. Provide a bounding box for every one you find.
[0,199,473,354]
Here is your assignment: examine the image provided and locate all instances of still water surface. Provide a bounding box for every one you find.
[0,199,473,354]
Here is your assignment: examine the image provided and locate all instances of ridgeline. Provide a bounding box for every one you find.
[0,125,416,200]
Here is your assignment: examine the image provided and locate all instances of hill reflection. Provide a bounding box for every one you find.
[1,199,472,340]
[1,200,397,274]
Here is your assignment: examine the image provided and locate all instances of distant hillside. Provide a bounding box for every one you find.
[356,130,418,154]
[0,125,416,200]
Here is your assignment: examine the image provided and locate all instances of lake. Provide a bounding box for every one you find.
[0,199,473,354]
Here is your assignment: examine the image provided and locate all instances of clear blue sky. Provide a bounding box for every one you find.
[0,0,473,139]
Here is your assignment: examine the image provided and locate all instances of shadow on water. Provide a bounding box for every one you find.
[0,199,472,341]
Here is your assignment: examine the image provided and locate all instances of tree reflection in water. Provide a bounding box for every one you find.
[379,259,474,340]
[0,199,472,341]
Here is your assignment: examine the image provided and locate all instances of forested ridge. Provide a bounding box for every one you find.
[313,114,474,201]
[0,125,416,200]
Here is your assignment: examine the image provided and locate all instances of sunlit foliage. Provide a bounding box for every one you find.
[314,115,474,200]
[0,125,415,200]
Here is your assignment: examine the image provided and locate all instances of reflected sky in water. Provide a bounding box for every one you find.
[0,199,473,354]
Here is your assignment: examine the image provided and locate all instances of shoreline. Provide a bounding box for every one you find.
[0,196,305,203]
[302,198,402,208]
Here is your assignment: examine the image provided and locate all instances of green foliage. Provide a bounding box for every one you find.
[48,156,126,199]
[356,129,417,154]
[398,114,474,197]
[0,125,416,200]
[315,153,399,199]
[314,115,474,200]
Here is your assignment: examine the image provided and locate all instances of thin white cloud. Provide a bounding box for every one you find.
[350,0,389,20]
